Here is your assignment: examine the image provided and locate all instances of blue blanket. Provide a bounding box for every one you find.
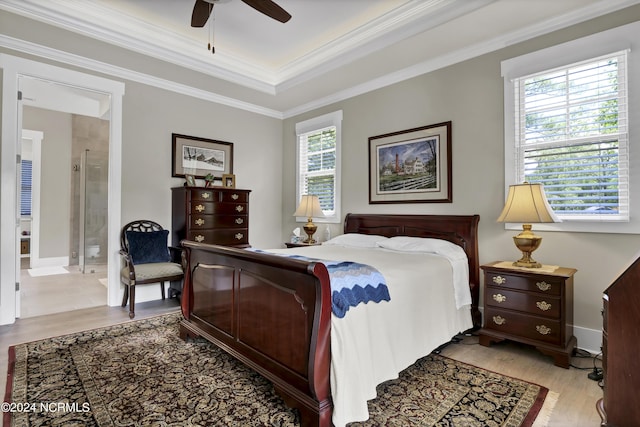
[250,250,390,318]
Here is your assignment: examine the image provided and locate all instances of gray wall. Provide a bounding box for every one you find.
[22,107,72,259]
[282,5,640,335]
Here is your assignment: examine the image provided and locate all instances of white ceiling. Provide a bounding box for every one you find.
[2,0,640,116]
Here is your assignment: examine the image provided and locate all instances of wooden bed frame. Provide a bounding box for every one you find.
[179,213,480,426]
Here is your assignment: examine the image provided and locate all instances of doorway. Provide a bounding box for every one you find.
[0,54,125,325]
[19,104,111,318]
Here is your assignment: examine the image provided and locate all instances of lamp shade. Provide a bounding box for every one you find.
[497,182,560,224]
[293,195,324,219]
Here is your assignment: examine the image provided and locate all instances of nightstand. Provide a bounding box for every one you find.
[479,261,577,368]
[285,242,321,248]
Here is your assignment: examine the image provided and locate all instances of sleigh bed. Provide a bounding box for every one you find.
[179,213,480,426]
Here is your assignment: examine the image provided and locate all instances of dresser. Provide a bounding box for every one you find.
[597,256,640,426]
[171,186,250,248]
[479,261,576,368]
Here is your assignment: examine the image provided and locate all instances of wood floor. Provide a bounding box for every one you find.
[1,303,603,426]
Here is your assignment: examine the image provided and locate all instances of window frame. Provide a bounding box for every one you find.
[295,110,343,224]
[502,21,640,234]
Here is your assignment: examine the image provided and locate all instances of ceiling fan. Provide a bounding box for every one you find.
[191,0,292,28]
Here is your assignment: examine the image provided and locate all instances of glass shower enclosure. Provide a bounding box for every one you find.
[78,149,108,273]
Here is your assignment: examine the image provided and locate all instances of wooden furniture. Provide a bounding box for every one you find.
[171,186,250,249]
[596,256,640,426]
[178,213,480,426]
[285,242,321,248]
[479,262,576,368]
[119,220,184,319]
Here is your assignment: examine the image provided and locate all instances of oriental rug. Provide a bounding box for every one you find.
[4,312,554,426]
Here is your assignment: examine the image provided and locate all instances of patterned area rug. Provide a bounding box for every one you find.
[4,312,552,426]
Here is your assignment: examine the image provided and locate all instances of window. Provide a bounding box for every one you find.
[296,110,342,223]
[20,160,32,217]
[514,51,628,221]
[502,21,640,233]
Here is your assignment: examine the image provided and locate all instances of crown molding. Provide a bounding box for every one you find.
[0,0,489,95]
[2,0,638,120]
[0,34,283,119]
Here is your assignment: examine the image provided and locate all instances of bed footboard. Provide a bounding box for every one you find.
[179,240,333,426]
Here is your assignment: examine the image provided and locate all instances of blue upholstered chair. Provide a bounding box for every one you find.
[119,220,184,319]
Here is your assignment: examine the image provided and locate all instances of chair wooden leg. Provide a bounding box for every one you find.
[129,286,136,319]
[160,281,166,300]
[121,285,129,307]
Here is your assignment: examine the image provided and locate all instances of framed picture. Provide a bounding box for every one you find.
[172,133,233,179]
[368,121,452,204]
[222,173,236,188]
[185,174,197,187]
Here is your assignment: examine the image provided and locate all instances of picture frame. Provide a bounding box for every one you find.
[172,133,233,179]
[184,174,197,187]
[368,121,452,204]
[222,173,236,188]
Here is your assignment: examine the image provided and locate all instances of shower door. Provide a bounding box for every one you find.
[79,149,109,273]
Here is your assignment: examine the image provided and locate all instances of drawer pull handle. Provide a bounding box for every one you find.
[235,218,244,225]
[492,293,507,303]
[236,205,244,212]
[194,235,205,243]
[536,281,552,291]
[536,325,552,335]
[492,315,506,326]
[195,204,205,212]
[493,275,506,285]
[195,218,205,226]
[235,233,244,240]
[201,192,211,199]
[536,301,552,311]
[232,194,239,200]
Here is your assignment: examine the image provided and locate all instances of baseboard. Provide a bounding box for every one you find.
[574,325,602,356]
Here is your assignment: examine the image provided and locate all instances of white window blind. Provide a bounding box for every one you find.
[514,50,629,221]
[20,160,32,217]
[296,111,342,223]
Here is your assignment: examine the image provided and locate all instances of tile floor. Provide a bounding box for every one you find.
[19,259,107,318]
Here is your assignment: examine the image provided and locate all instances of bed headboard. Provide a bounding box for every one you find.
[344,213,481,327]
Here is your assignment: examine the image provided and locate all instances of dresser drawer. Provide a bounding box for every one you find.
[485,271,561,296]
[485,286,560,319]
[187,228,249,245]
[221,191,249,203]
[189,201,248,215]
[188,215,248,229]
[484,307,562,345]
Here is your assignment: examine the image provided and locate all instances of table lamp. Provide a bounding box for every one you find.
[293,195,324,244]
[497,182,560,268]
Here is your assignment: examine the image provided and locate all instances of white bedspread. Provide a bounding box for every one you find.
[267,245,474,426]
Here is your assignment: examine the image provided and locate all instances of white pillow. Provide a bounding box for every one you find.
[323,233,389,248]
[377,236,467,260]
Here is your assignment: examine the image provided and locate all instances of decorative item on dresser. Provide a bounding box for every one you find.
[496,182,560,268]
[597,255,640,427]
[171,186,250,248]
[479,261,576,368]
[293,194,325,244]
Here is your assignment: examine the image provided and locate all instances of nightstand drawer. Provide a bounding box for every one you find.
[484,307,562,345]
[485,272,561,296]
[485,286,560,318]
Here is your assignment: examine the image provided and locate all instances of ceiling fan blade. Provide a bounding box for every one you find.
[191,0,213,27]
[241,0,291,23]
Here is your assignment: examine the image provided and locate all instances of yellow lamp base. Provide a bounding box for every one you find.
[512,224,542,268]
